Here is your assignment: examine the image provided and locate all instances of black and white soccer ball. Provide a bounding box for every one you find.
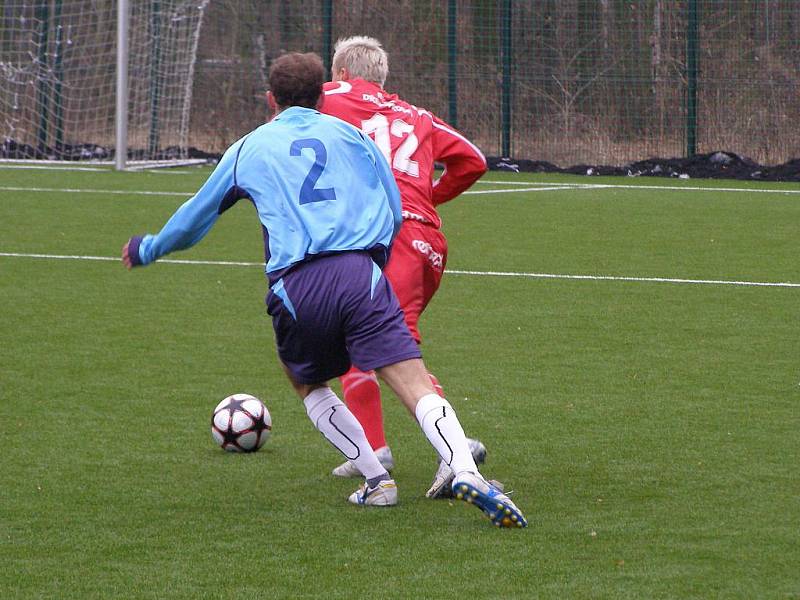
[211,393,272,452]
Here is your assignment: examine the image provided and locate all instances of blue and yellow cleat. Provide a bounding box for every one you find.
[452,472,528,528]
[426,438,488,499]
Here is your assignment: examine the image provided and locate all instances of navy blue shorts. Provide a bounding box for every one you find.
[266,252,422,384]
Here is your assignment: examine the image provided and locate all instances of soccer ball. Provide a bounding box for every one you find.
[211,393,272,452]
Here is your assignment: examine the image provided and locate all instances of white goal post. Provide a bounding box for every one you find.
[0,0,210,170]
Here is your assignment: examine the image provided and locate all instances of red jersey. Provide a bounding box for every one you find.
[321,79,487,229]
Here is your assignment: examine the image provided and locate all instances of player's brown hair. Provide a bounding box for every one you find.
[268,52,325,109]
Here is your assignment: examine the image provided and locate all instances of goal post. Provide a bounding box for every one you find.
[0,0,210,170]
[115,0,129,171]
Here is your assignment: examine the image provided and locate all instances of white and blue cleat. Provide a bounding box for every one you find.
[333,445,395,478]
[452,472,527,528]
[348,478,398,506]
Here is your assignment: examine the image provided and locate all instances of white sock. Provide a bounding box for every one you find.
[303,387,388,480]
[415,394,478,475]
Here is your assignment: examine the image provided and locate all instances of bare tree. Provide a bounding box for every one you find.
[534,1,617,139]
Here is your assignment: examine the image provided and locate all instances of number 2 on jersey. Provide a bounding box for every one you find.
[290,138,337,204]
[361,114,420,178]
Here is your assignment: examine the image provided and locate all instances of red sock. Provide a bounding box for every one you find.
[340,366,386,450]
[428,372,446,398]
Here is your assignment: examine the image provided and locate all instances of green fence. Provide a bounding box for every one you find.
[191,0,800,167]
[3,1,796,166]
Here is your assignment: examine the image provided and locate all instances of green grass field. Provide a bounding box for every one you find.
[1,165,798,599]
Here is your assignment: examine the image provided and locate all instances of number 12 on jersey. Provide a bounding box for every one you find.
[361,114,420,178]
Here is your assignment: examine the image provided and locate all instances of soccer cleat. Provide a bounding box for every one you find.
[451,472,527,528]
[348,479,398,506]
[425,460,456,499]
[332,446,394,478]
[468,438,487,465]
[425,438,487,499]
[427,464,505,499]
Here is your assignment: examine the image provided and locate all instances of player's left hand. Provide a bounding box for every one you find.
[122,241,132,269]
[122,236,143,270]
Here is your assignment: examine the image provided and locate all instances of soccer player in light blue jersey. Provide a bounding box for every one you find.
[122,52,526,527]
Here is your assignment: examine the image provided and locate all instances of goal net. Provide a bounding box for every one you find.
[0,0,209,167]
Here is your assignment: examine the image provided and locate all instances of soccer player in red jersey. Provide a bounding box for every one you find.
[320,36,489,497]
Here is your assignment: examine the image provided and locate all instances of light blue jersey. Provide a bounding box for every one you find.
[135,107,401,278]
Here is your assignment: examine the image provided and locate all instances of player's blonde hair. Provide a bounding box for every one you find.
[331,35,388,87]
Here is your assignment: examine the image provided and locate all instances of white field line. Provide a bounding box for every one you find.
[0,165,202,175]
[0,252,257,267]
[473,180,800,195]
[0,163,796,195]
[0,162,793,191]
[0,164,109,172]
[572,183,800,195]
[0,186,189,197]
[0,185,580,198]
[475,180,578,186]
[0,185,581,198]
[147,170,209,175]
[463,185,586,194]
[446,269,800,288]
[0,159,205,169]
[3,181,799,198]
[1,252,797,288]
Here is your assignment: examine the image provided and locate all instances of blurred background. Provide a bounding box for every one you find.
[2,1,799,167]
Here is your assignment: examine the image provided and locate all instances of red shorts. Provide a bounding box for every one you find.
[384,220,448,343]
